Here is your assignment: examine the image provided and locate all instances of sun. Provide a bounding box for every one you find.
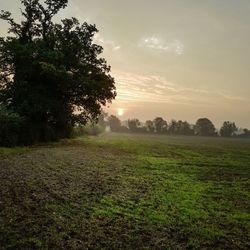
[117,108,124,117]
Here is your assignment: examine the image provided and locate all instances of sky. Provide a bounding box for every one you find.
[1,0,250,128]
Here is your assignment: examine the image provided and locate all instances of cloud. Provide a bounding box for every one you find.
[112,71,183,103]
[113,45,121,51]
[140,36,184,55]
[112,70,247,106]
[217,92,246,101]
[94,34,121,52]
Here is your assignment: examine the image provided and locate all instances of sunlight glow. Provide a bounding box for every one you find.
[117,108,124,117]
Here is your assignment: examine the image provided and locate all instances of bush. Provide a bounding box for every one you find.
[18,122,61,145]
[0,106,24,147]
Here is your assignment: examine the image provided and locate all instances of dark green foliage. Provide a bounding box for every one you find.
[220,121,237,137]
[195,118,217,137]
[0,106,24,146]
[0,0,116,145]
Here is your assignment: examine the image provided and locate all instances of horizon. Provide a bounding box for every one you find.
[1,0,250,128]
[108,114,247,131]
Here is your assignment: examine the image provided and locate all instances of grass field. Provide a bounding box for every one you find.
[0,133,249,249]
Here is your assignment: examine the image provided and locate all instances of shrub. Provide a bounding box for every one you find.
[0,106,24,147]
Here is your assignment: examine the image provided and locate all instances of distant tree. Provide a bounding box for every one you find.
[128,119,140,132]
[195,118,216,136]
[120,125,129,133]
[220,121,237,137]
[108,115,121,132]
[0,0,116,145]
[243,129,250,138]
[233,128,250,138]
[145,120,154,133]
[179,120,194,135]
[168,119,193,135]
[98,111,108,128]
[153,117,167,134]
[138,126,147,133]
[168,120,178,134]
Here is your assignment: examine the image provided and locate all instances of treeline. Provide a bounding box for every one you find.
[108,115,250,138]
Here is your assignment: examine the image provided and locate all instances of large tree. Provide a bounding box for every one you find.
[0,0,116,143]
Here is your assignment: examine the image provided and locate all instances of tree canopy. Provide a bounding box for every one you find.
[128,119,140,132]
[108,115,121,132]
[153,117,167,134]
[195,118,217,137]
[169,120,194,135]
[220,121,237,137]
[0,0,116,145]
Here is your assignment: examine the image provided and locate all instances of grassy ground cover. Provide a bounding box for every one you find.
[0,133,249,249]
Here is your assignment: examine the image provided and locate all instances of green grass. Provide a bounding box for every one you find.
[0,133,249,249]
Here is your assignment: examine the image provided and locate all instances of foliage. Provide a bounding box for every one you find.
[0,106,24,146]
[236,128,250,138]
[169,119,194,135]
[195,118,217,137]
[107,115,248,139]
[98,111,108,128]
[128,118,140,132]
[220,121,237,137]
[0,0,116,145]
[145,120,154,133]
[108,115,121,132]
[153,117,167,134]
